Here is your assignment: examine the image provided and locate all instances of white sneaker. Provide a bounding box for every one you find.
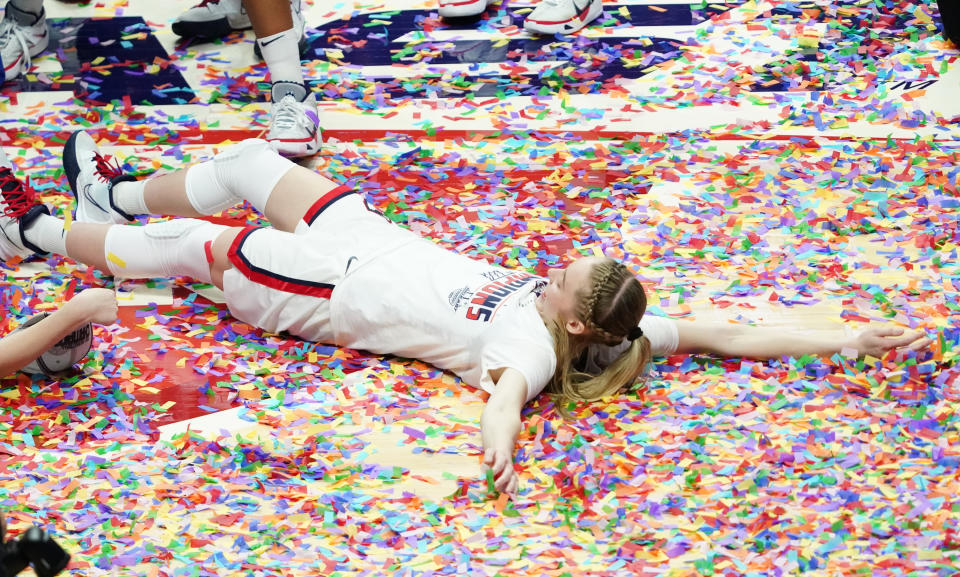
[267,82,322,158]
[0,3,49,84]
[438,0,488,18]
[63,131,137,224]
[172,0,251,38]
[524,0,603,35]
[0,148,48,260]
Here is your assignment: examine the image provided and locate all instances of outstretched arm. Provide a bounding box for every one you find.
[674,320,932,360]
[480,368,527,497]
[0,288,118,377]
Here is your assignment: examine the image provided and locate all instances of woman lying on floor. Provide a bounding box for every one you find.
[0,134,931,494]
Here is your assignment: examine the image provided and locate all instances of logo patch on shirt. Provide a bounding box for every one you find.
[461,271,536,322]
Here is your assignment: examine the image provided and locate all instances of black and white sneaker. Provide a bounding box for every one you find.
[0,148,49,260]
[171,0,251,39]
[63,131,137,225]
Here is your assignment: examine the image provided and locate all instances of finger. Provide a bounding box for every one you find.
[885,332,925,349]
[908,337,934,351]
[483,448,495,466]
[506,474,518,497]
[486,452,505,477]
[872,327,905,338]
[495,467,514,492]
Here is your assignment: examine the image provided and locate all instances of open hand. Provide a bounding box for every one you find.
[852,327,932,358]
[483,447,518,497]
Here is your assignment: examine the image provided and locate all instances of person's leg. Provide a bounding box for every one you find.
[65,132,338,233]
[60,220,241,290]
[247,0,303,85]
[144,140,337,232]
[246,0,321,158]
[939,0,960,45]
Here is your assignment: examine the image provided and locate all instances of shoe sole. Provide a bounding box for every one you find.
[63,131,83,196]
[268,135,322,158]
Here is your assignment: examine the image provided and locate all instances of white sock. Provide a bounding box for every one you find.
[9,0,44,17]
[23,214,67,256]
[188,139,295,215]
[103,219,228,283]
[112,180,149,217]
[258,28,304,88]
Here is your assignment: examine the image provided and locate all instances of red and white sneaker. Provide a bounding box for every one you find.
[0,148,49,260]
[0,3,49,84]
[524,0,603,35]
[266,82,322,158]
[438,0,488,18]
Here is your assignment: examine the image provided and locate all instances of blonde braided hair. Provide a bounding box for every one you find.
[546,258,651,411]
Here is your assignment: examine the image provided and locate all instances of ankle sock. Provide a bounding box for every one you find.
[258,27,305,89]
[9,0,44,18]
[23,213,66,256]
[112,180,149,217]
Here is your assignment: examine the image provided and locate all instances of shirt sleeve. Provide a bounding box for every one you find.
[478,337,557,403]
[580,314,680,374]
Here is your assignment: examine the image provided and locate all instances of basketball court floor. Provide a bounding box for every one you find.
[1,0,959,575]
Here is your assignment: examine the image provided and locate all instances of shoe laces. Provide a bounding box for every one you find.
[93,153,124,182]
[0,167,37,219]
[0,14,32,72]
[272,94,310,130]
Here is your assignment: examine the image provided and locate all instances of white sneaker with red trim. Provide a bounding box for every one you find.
[524,0,603,35]
[266,82,322,158]
[0,3,48,84]
[0,147,49,260]
[438,0,488,18]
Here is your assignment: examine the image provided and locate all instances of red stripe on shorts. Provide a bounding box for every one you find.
[301,185,355,227]
[227,226,335,299]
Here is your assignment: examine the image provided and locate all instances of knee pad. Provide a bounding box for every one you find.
[105,219,228,284]
[185,161,236,215]
[212,139,296,213]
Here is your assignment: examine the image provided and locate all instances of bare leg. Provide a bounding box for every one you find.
[65,223,112,272]
[262,164,340,232]
[139,148,339,234]
[245,0,294,37]
[209,228,243,288]
[142,170,202,218]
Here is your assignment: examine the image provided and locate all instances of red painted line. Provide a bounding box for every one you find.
[2,126,955,147]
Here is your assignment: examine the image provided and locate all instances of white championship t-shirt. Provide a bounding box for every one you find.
[328,233,681,401]
[330,237,556,402]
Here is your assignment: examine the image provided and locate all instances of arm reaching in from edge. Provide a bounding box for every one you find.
[480,368,528,497]
[0,288,118,377]
[674,320,932,360]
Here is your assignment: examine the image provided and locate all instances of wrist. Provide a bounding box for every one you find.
[57,299,93,326]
